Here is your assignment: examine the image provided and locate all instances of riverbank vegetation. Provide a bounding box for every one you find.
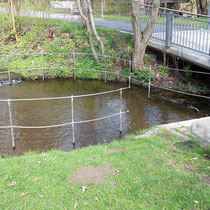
[0,129,209,209]
[0,13,209,96]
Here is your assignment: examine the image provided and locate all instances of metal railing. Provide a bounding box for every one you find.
[140,5,210,55]
[0,52,210,149]
[0,52,210,98]
[0,79,129,149]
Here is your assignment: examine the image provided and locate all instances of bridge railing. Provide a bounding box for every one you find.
[139,5,210,55]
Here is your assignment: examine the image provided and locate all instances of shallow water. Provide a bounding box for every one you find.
[0,79,202,156]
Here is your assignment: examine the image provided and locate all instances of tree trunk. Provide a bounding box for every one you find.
[9,0,19,42]
[14,0,21,30]
[77,0,99,63]
[25,0,29,6]
[87,0,105,55]
[132,0,160,71]
[196,0,208,15]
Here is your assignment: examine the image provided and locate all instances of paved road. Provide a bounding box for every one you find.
[0,7,133,32]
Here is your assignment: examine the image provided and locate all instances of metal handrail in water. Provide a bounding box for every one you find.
[0,52,210,150]
[0,86,128,149]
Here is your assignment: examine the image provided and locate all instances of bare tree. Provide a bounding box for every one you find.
[77,0,99,62]
[9,0,19,41]
[77,0,105,62]
[131,0,160,71]
[87,0,105,55]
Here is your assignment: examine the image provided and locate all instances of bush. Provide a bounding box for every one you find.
[131,68,156,84]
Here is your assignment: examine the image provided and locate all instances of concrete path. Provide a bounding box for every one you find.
[0,7,209,69]
[136,116,210,147]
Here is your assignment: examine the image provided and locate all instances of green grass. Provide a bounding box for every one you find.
[1,13,159,84]
[0,129,209,209]
[0,2,50,12]
[95,15,131,21]
[0,13,134,80]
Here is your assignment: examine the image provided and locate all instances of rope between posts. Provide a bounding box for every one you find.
[1,66,210,76]
[0,52,210,101]
[0,111,128,129]
[150,84,210,100]
[1,52,210,75]
[0,87,129,102]
[130,77,210,100]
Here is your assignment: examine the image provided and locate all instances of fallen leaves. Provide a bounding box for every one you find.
[74,202,78,209]
[194,200,199,204]
[115,168,120,173]
[8,182,17,186]
[82,186,87,193]
[95,197,99,201]
[34,177,41,182]
[22,192,29,196]
[191,157,198,161]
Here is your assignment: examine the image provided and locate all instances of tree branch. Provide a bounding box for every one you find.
[77,0,99,63]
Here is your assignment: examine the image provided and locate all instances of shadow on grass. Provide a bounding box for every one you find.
[175,140,210,158]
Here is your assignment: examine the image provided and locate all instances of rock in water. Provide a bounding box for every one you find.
[0,78,22,87]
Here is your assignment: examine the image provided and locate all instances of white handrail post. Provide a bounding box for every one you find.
[42,53,45,82]
[104,55,107,83]
[73,53,76,81]
[129,60,131,89]
[71,95,75,147]
[7,56,11,85]
[148,65,152,99]
[120,89,122,133]
[8,99,15,149]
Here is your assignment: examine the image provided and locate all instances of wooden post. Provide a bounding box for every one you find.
[71,96,75,147]
[148,65,152,99]
[8,99,15,149]
[120,89,122,133]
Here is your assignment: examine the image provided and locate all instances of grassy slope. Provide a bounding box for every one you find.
[0,14,133,56]
[0,130,209,209]
[0,14,136,80]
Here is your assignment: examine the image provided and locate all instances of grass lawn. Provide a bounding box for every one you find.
[0,129,209,209]
[95,15,131,21]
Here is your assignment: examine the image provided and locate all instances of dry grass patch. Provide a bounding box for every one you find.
[201,175,210,185]
[69,165,113,184]
[106,148,124,154]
